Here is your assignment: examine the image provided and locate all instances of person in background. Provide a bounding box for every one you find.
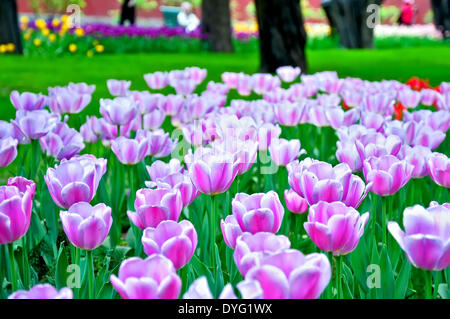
[177,2,200,32]
[399,0,417,26]
[120,0,136,26]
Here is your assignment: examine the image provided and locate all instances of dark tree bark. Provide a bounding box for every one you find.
[321,0,382,49]
[201,0,233,52]
[0,0,22,54]
[431,0,450,39]
[254,0,307,73]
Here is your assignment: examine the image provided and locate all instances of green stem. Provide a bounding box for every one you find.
[210,195,217,271]
[424,270,432,299]
[87,250,95,299]
[326,251,333,299]
[382,196,388,247]
[22,236,30,289]
[337,256,343,299]
[7,243,18,293]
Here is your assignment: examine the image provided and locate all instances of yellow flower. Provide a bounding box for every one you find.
[93,40,99,46]
[20,23,28,31]
[20,16,29,24]
[95,44,104,53]
[42,28,50,36]
[52,18,60,28]
[69,43,77,53]
[49,34,57,42]
[87,50,94,58]
[23,33,31,41]
[33,39,42,47]
[0,45,6,54]
[6,43,15,52]
[75,28,85,37]
[35,19,46,30]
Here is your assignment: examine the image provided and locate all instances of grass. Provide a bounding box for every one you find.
[1,45,450,120]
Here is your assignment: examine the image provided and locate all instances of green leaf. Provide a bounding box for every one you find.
[394,259,411,299]
[55,242,69,290]
[379,246,394,299]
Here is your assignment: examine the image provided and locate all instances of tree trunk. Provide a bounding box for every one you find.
[0,0,22,54]
[201,0,233,52]
[321,0,382,49]
[431,0,450,39]
[254,0,307,73]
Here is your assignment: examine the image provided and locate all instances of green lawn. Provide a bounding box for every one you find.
[1,45,450,120]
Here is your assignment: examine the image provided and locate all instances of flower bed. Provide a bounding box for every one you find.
[0,66,449,299]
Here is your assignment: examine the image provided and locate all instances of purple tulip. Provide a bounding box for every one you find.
[287,158,371,208]
[100,97,138,126]
[420,89,440,106]
[360,111,389,131]
[107,79,131,96]
[0,179,34,244]
[269,138,306,167]
[147,159,183,182]
[160,94,183,116]
[110,255,181,299]
[398,89,421,109]
[136,129,175,158]
[411,124,445,150]
[127,188,183,229]
[276,66,301,83]
[185,146,238,195]
[363,155,413,196]
[144,72,169,90]
[388,203,449,271]
[236,73,253,96]
[362,92,394,116]
[60,202,112,250]
[45,154,107,209]
[142,220,197,269]
[111,136,148,165]
[222,72,239,89]
[10,90,46,111]
[427,152,450,188]
[0,137,18,168]
[257,123,282,151]
[237,250,331,299]
[49,90,91,114]
[325,107,359,130]
[220,215,244,249]
[274,101,307,126]
[143,109,166,130]
[39,122,85,161]
[7,176,36,197]
[355,132,403,166]
[252,73,281,95]
[68,82,96,95]
[12,110,59,140]
[183,276,237,299]
[398,145,432,178]
[232,191,284,234]
[304,201,369,256]
[8,284,73,299]
[284,189,308,214]
[234,232,291,277]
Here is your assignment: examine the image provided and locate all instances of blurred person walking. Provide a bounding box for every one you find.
[120,0,136,26]
[177,2,200,32]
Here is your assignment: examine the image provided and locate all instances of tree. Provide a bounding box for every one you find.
[201,0,233,52]
[254,0,307,73]
[431,0,450,39]
[321,0,382,49]
[0,0,22,54]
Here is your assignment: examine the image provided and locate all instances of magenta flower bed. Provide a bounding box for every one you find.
[0,66,449,300]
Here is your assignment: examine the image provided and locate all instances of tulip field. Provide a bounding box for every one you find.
[0,59,449,300]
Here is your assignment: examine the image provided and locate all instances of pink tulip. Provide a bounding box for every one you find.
[269,138,305,167]
[12,110,59,141]
[236,73,253,96]
[257,123,281,151]
[10,90,46,111]
[142,220,197,269]
[100,97,138,126]
[237,250,331,299]
[398,145,432,178]
[355,132,403,166]
[284,189,308,214]
[360,111,389,131]
[49,91,91,114]
[45,154,107,209]
[212,138,258,175]
[107,79,131,96]
[287,158,371,208]
[0,137,18,168]
[68,82,96,95]
[252,73,281,95]
[111,136,148,165]
[232,191,284,234]
[420,89,439,106]
[185,146,238,195]
[383,120,416,145]
[147,159,183,182]
[427,152,450,188]
[220,215,244,249]
[40,122,85,161]
[388,203,450,271]
[234,232,291,277]
[363,155,413,196]
[0,179,34,244]
[160,94,184,116]
[60,202,112,250]
[8,284,73,299]
[143,109,165,130]
[183,276,237,299]
[274,101,307,126]
[127,188,183,229]
[7,176,36,197]
[144,72,169,90]
[411,124,445,150]
[304,201,369,256]
[136,129,175,158]
[362,92,395,116]
[325,107,359,129]
[398,89,421,109]
[110,255,181,299]
[222,72,239,89]
[276,66,301,83]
